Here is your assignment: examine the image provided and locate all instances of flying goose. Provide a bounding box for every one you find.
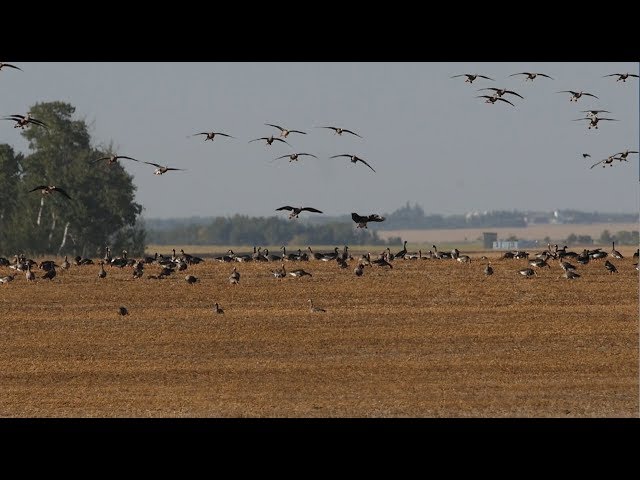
[308,299,326,313]
[248,135,290,146]
[289,268,312,278]
[192,131,235,141]
[557,90,598,102]
[92,154,140,165]
[118,306,129,316]
[582,154,591,158]
[214,303,224,314]
[573,116,619,129]
[2,113,48,130]
[265,123,307,137]
[451,74,494,83]
[351,212,385,228]
[141,161,185,175]
[98,261,107,278]
[581,110,611,117]
[477,87,524,99]
[590,155,620,169]
[509,72,553,81]
[604,260,618,274]
[273,153,318,162]
[317,126,362,138]
[29,185,71,200]
[330,154,376,172]
[603,73,639,82]
[229,267,240,284]
[276,206,323,218]
[0,62,23,72]
[476,95,515,106]
[613,150,638,161]
[611,242,623,259]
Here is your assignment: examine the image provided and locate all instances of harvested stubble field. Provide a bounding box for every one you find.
[1,248,638,417]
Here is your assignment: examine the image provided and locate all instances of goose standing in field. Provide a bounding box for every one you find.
[529,258,550,269]
[603,72,639,82]
[477,95,515,106]
[276,205,323,219]
[576,249,590,265]
[330,154,376,172]
[25,264,35,282]
[351,212,385,228]
[477,87,524,99]
[118,306,129,316]
[307,246,324,261]
[133,263,144,278]
[557,90,598,102]
[509,72,554,81]
[590,249,608,260]
[42,266,56,281]
[265,123,307,138]
[604,260,618,274]
[272,263,286,279]
[484,263,494,276]
[98,261,107,278]
[395,241,408,259]
[316,126,363,138]
[214,303,224,314]
[141,161,185,175]
[185,274,199,284]
[248,135,290,146]
[191,131,235,141]
[372,255,393,269]
[573,116,619,129]
[3,113,48,130]
[0,62,23,72]
[633,249,639,260]
[0,274,16,284]
[563,270,581,280]
[354,263,365,276]
[610,242,623,259]
[61,256,71,270]
[289,268,312,278]
[451,73,494,84]
[558,259,577,272]
[229,267,240,285]
[308,299,326,313]
[29,185,72,200]
[518,268,536,278]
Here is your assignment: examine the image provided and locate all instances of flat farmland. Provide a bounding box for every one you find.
[0,251,638,417]
[377,222,639,244]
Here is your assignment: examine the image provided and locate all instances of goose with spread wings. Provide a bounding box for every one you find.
[276,206,323,219]
[451,74,494,84]
[330,154,376,172]
[191,131,235,141]
[92,154,140,165]
[477,87,524,99]
[613,150,638,161]
[557,90,598,102]
[317,126,362,138]
[273,152,317,162]
[265,123,307,137]
[29,185,72,200]
[3,113,48,130]
[141,161,185,175]
[248,135,290,146]
[509,72,553,81]
[603,73,639,82]
[351,213,385,228]
[477,95,515,106]
[590,155,619,169]
[0,62,23,72]
[573,116,618,129]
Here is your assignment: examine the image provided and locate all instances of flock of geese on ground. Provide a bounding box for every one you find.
[1,63,639,315]
[451,70,638,169]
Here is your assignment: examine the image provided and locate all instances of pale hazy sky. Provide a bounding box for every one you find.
[1,62,638,219]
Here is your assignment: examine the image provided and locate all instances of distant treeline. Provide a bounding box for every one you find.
[147,214,388,246]
[145,204,638,246]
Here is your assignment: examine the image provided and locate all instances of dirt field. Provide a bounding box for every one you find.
[378,223,639,244]
[1,249,638,417]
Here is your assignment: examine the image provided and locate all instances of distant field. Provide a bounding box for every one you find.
[0,252,637,417]
[377,222,639,244]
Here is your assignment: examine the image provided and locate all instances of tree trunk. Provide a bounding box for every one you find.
[48,210,57,249]
[58,222,70,255]
[36,196,44,226]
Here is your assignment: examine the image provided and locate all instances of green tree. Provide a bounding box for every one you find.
[0,144,25,252]
[5,101,145,257]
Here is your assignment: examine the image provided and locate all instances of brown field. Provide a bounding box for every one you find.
[1,249,638,417]
[378,222,639,244]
